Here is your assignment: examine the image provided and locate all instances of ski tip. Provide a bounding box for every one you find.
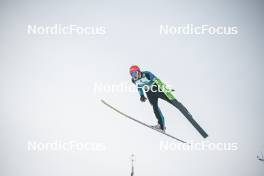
[203,134,209,138]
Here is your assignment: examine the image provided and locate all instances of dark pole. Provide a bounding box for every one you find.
[131,154,135,176]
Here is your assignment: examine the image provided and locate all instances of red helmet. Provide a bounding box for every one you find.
[129,65,140,74]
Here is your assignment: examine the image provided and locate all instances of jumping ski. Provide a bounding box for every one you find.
[101,99,188,144]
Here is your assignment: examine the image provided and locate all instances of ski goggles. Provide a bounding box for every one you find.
[130,71,139,78]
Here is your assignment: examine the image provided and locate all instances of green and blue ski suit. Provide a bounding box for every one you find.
[131,71,208,138]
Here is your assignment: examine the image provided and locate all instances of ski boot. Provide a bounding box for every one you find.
[150,124,166,133]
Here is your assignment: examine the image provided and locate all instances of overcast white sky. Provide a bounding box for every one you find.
[0,0,264,175]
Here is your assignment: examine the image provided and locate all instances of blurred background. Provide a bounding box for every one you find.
[0,0,264,175]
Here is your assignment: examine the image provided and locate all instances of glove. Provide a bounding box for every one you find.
[140,96,147,102]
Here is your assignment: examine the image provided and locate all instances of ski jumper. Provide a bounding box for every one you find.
[132,71,208,138]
